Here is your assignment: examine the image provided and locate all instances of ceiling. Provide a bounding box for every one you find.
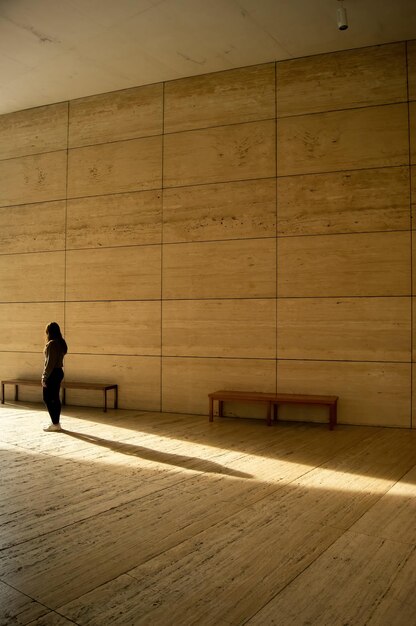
[0,0,415,116]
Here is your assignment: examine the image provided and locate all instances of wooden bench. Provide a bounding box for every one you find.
[1,379,118,413]
[208,390,338,430]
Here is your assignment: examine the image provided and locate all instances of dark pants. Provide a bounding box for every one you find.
[43,368,64,424]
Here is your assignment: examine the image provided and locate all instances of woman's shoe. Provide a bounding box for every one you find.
[43,423,62,432]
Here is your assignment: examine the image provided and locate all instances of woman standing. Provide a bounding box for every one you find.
[42,322,68,432]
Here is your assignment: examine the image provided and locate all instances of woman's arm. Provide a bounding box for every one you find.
[42,341,59,385]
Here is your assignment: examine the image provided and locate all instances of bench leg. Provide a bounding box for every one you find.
[209,397,214,422]
[266,402,272,426]
[329,402,337,430]
[114,386,118,409]
[15,384,18,402]
[104,390,107,412]
[273,403,278,422]
[1,382,4,404]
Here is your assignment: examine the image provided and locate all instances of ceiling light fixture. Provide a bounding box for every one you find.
[337,0,348,30]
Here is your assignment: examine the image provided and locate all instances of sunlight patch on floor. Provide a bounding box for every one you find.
[2,404,416,494]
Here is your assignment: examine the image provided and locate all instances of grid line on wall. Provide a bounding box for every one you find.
[0,351,409,365]
[64,101,70,336]
[275,60,279,394]
[2,162,410,211]
[275,100,409,120]
[0,100,406,164]
[160,80,165,413]
[405,40,414,428]
[1,226,414,258]
[0,148,67,164]
[275,164,409,179]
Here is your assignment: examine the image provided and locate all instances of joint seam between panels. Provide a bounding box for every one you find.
[405,41,413,429]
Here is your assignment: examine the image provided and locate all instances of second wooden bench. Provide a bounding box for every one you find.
[208,390,338,430]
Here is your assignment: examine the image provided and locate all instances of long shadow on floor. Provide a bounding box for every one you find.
[4,403,416,482]
[63,429,252,478]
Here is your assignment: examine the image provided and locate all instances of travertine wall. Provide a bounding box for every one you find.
[0,40,415,427]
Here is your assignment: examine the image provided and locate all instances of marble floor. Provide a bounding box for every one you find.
[1,402,415,625]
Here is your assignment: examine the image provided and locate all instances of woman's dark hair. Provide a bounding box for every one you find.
[45,322,68,354]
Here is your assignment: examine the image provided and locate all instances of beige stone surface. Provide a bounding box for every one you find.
[276,428,416,529]
[25,613,75,625]
[67,136,162,198]
[410,101,416,165]
[66,245,161,301]
[278,231,411,297]
[64,354,160,410]
[0,580,50,624]
[412,366,416,428]
[66,190,162,249]
[0,252,65,303]
[103,521,339,626]
[277,166,410,236]
[0,448,276,608]
[1,43,415,434]
[247,532,414,626]
[411,237,416,294]
[66,301,161,356]
[0,303,64,352]
[408,39,416,101]
[276,359,411,427]
[0,433,195,550]
[164,120,275,187]
[164,63,275,133]
[163,178,276,243]
[68,83,162,148]
[277,297,411,362]
[0,103,68,160]
[278,103,409,176]
[276,42,407,117]
[0,406,414,623]
[0,151,67,208]
[162,356,276,414]
[363,554,416,625]
[163,299,276,358]
[163,238,276,299]
[0,352,45,402]
[352,464,416,544]
[0,200,65,254]
[58,522,337,626]
[412,297,416,363]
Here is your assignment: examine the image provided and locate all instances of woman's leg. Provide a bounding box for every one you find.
[43,369,63,424]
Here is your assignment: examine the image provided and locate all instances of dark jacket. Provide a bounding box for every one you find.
[42,340,66,384]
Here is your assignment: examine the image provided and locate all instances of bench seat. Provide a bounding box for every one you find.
[1,379,118,412]
[208,390,338,430]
